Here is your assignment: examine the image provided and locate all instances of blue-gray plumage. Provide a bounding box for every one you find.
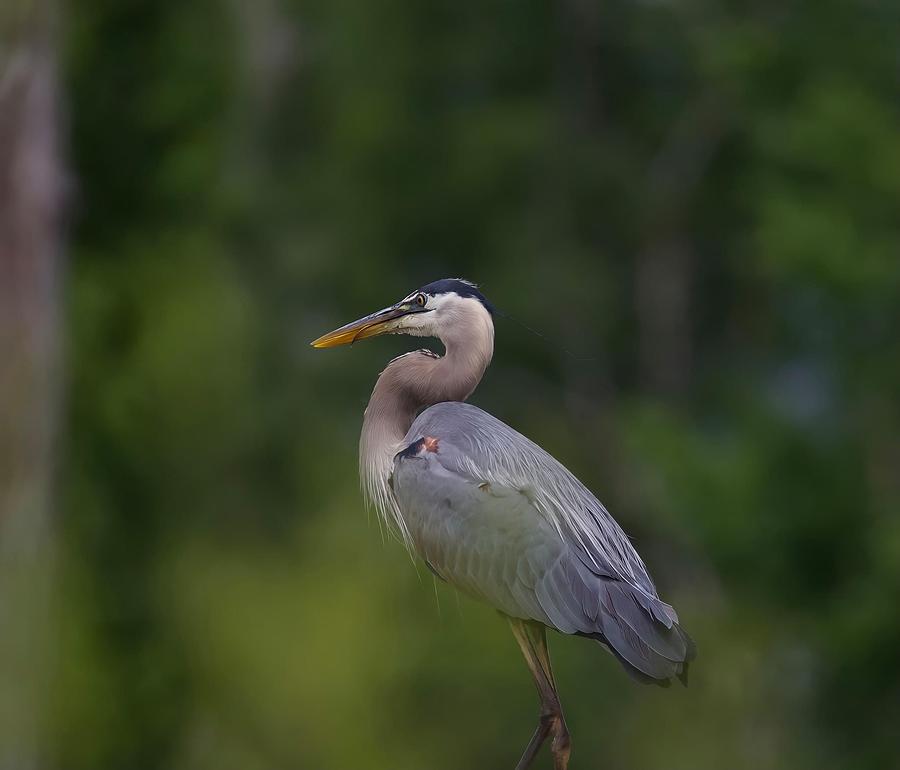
[311,279,695,770]
[394,401,693,686]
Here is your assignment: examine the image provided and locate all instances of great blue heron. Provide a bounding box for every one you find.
[311,278,694,769]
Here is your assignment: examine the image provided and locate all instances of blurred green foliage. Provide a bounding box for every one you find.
[57,0,899,768]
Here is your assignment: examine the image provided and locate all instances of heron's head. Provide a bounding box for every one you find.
[311,278,494,348]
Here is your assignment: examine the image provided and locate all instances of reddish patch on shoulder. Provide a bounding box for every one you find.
[422,436,440,453]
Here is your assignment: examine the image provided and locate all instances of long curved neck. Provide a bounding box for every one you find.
[359,306,494,520]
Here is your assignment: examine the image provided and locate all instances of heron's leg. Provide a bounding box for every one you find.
[508,617,571,770]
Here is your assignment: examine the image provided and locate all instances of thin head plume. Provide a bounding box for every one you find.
[492,306,597,362]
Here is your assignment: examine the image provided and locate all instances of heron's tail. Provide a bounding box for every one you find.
[577,579,696,687]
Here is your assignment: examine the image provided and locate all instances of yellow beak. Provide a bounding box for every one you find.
[310,304,413,348]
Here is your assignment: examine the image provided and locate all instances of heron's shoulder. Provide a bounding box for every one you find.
[408,401,514,441]
[417,400,493,421]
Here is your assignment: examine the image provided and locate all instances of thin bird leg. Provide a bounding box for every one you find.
[508,617,571,770]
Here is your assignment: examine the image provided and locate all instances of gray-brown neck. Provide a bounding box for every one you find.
[359,302,494,534]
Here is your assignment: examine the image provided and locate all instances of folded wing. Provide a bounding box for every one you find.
[392,402,695,684]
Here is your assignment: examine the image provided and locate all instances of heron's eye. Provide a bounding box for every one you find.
[415,293,427,307]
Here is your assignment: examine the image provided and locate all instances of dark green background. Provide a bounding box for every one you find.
[59,1,899,768]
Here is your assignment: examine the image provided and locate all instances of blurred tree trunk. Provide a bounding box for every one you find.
[0,1,66,767]
[636,96,725,401]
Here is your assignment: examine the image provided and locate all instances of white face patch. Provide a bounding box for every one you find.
[395,291,479,337]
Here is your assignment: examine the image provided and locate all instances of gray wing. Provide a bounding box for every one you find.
[392,401,695,684]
